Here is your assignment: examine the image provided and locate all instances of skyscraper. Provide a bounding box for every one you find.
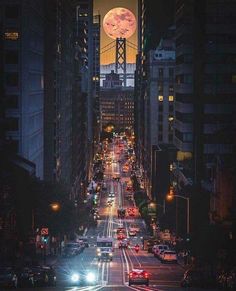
[1,0,45,178]
[174,0,236,232]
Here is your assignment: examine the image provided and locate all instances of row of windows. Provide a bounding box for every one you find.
[158,134,173,142]
[158,95,174,102]
[158,68,174,78]
[158,84,174,92]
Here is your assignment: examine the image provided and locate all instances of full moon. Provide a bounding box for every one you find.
[103,7,136,39]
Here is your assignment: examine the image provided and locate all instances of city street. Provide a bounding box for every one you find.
[12,140,217,291]
[15,140,184,291]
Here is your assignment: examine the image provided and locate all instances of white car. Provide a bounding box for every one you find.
[128,230,136,236]
[129,224,140,233]
[108,192,115,197]
[160,250,177,263]
[153,244,169,258]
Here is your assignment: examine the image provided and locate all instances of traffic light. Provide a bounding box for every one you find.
[42,236,49,244]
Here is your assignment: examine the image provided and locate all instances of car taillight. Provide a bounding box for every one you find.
[129,272,133,278]
[144,272,148,278]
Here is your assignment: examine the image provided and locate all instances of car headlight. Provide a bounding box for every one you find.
[86,272,96,282]
[71,273,80,282]
[98,252,101,256]
[109,253,113,256]
[97,248,101,252]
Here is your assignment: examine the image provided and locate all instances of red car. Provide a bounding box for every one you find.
[117,233,126,240]
[128,269,149,286]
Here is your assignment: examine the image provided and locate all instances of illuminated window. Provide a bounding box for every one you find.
[169,95,174,102]
[169,116,174,122]
[232,75,236,83]
[4,32,19,40]
[158,95,163,101]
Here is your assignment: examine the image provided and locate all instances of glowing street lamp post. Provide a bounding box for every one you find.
[166,192,190,236]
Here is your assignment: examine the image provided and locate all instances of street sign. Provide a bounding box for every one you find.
[41,228,49,235]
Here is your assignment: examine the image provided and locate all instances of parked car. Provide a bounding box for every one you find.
[0,266,18,288]
[160,250,177,263]
[153,244,169,258]
[128,269,149,286]
[17,267,34,287]
[31,266,56,287]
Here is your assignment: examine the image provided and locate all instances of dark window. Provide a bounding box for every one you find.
[158,115,163,122]
[159,68,163,78]
[169,85,174,92]
[5,50,18,64]
[169,68,174,78]
[158,124,163,131]
[158,134,163,141]
[6,95,18,108]
[168,134,173,141]
[9,140,19,153]
[6,117,19,131]
[169,104,174,112]
[5,5,19,18]
[159,104,163,112]
[6,73,18,86]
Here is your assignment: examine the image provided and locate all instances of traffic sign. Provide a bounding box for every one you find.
[41,228,49,235]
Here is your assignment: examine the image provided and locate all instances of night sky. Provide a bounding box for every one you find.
[94,0,175,65]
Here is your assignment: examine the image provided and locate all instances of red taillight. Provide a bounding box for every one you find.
[129,272,134,278]
[144,272,148,278]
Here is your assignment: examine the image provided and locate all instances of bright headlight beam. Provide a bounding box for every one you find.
[71,273,80,282]
[86,272,96,282]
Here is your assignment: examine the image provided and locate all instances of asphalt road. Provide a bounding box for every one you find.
[16,141,217,291]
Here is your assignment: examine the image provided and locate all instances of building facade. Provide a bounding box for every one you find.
[100,71,134,131]
[174,0,236,234]
[1,0,44,178]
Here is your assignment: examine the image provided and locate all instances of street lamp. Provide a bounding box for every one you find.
[50,202,61,212]
[166,193,190,235]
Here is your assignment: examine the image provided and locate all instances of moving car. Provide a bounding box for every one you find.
[108,191,115,197]
[70,270,97,286]
[97,248,113,262]
[128,229,136,236]
[128,269,149,286]
[0,266,18,288]
[160,250,177,263]
[63,242,83,257]
[119,239,129,249]
[129,224,140,233]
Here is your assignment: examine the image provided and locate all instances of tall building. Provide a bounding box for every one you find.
[174,0,236,236]
[76,0,94,182]
[44,0,75,188]
[93,14,101,143]
[100,71,134,131]
[134,0,175,196]
[145,33,176,199]
[0,0,44,178]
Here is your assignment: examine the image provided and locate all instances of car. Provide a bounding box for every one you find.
[128,230,136,236]
[160,250,177,263]
[117,233,126,240]
[129,224,140,233]
[63,242,83,257]
[69,269,98,286]
[116,227,125,234]
[31,266,56,287]
[119,239,129,249]
[153,244,169,258]
[128,269,149,286]
[108,192,115,198]
[0,266,18,288]
[17,267,34,287]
